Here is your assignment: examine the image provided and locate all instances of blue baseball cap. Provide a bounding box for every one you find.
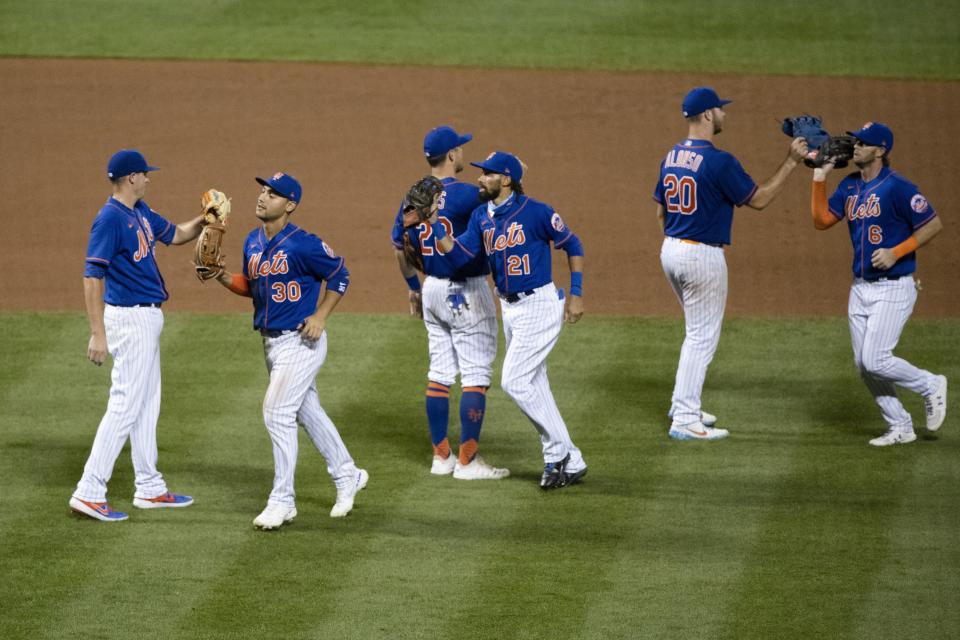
[107,149,159,179]
[681,87,733,118]
[470,151,524,183]
[846,121,894,152]
[423,125,473,158]
[256,172,302,203]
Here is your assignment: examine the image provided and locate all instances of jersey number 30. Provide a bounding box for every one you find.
[663,174,698,215]
[271,281,302,303]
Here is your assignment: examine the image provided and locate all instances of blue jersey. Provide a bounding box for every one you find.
[451,194,580,294]
[83,197,175,305]
[828,167,937,279]
[391,177,489,280]
[652,139,757,245]
[242,223,350,331]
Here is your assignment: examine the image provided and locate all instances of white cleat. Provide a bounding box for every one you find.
[331,469,369,518]
[869,428,917,447]
[453,455,510,480]
[925,375,947,432]
[430,453,457,476]
[253,503,297,530]
[668,422,729,441]
[668,408,718,427]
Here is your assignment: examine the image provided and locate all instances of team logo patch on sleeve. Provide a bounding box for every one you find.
[551,213,566,232]
[910,194,929,213]
[322,241,337,257]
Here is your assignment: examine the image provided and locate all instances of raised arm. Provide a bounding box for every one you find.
[746,138,807,210]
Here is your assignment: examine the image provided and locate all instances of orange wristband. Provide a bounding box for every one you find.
[227,273,251,296]
[891,236,919,259]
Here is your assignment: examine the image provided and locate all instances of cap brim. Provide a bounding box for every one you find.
[146,165,160,172]
[457,133,473,146]
[469,160,500,174]
[719,99,733,107]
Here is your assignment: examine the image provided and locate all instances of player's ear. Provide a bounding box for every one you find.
[286,201,297,214]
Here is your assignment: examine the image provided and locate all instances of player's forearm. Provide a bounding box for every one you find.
[215,270,252,297]
[83,277,106,336]
[810,180,840,230]
[655,204,665,232]
[914,215,943,247]
[395,249,417,279]
[171,215,206,245]
[568,255,584,297]
[749,155,801,210]
[313,290,343,321]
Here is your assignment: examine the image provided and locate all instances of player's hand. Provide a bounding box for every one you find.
[813,160,835,182]
[87,333,107,366]
[565,295,583,324]
[871,248,897,270]
[409,291,423,319]
[298,314,327,341]
[789,137,808,163]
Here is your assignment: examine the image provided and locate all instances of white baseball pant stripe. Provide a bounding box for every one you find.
[849,277,938,430]
[74,305,168,502]
[262,331,357,506]
[660,237,727,427]
[500,283,585,471]
[422,275,497,387]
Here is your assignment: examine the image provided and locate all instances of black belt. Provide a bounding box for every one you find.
[862,275,903,282]
[118,302,161,308]
[501,289,536,303]
[259,329,296,338]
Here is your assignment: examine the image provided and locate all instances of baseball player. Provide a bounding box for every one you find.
[428,151,587,490]
[809,122,947,445]
[71,149,204,522]
[209,172,368,529]
[392,126,505,480]
[654,87,807,440]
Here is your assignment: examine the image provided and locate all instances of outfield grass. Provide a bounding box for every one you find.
[0,0,958,79]
[1,312,957,639]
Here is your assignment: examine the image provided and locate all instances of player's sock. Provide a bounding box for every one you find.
[426,381,451,454]
[433,438,451,459]
[459,386,487,464]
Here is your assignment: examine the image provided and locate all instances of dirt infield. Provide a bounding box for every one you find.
[1,59,956,316]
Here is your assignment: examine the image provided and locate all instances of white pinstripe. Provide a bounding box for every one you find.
[421,275,498,387]
[849,277,938,430]
[73,305,168,502]
[500,283,585,470]
[660,237,728,427]
[262,330,357,507]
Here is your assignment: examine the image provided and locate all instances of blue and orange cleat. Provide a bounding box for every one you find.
[69,497,129,522]
[132,492,194,509]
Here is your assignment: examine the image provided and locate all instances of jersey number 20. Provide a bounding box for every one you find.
[418,217,454,255]
[663,174,697,215]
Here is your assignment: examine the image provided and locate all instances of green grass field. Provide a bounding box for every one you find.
[1,0,958,78]
[1,313,958,639]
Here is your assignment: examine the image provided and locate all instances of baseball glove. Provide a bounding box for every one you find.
[401,176,444,229]
[200,188,231,225]
[782,115,854,168]
[194,189,230,281]
[402,234,425,273]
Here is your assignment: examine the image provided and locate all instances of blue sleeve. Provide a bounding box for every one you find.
[539,206,578,249]
[716,153,757,206]
[828,174,858,219]
[390,204,406,249]
[446,209,484,269]
[896,180,937,230]
[652,160,665,204]
[84,212,120,277]
[144,205,175,245]
[306,236,349,295]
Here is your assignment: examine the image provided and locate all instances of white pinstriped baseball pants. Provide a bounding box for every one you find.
[262,331,358,507]
[660,237,727,427]
[422,275,497,387]
[849,277,938,430]
[74,305,168,502]
[501,283,585,471]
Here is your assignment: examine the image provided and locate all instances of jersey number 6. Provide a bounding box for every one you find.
[663,174,698,215]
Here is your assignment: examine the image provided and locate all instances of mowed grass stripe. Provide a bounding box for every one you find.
[171,314,435,637]
[1,314,957,639]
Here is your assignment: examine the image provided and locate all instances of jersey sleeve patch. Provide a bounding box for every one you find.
[910,194,929,213]
[322,241,337,258]
[551,212,566,233]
